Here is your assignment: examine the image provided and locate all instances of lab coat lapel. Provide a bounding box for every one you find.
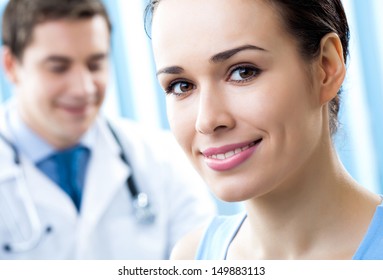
[23,157,77,219]
[79,118,129,233]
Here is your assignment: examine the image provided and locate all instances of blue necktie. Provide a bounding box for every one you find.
[36,145,90,211]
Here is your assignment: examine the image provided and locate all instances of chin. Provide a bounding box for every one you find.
[59,126,87,144]
[212,185,252,203]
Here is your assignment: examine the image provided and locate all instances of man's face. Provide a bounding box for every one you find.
[7,16,110,149]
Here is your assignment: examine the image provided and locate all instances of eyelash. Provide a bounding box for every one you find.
[226,64,261,83]
[164,64,261,96]
[50,65,68,74]
[164,79,195,96]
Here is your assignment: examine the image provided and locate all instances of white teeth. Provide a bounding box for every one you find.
[217,154,225,160]
[241,145,249,151]
[208,143,254,160]
[225,151,235,158]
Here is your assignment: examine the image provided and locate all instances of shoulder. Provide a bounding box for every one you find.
[353,197,383,260]
[0,104,14,163]
[105,117,178,155]
[170,225,207,260]
[172,213,247,260]
[105,117,169,140]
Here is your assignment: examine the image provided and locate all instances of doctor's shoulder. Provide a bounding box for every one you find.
[0,132,14,167]
[0,138,14,175]
[107,117,191,165]
[106,117,168,148]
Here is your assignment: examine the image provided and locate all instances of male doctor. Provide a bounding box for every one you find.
[0,0,215,259]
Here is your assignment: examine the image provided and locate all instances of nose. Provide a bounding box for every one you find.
[195,85,235,135]
[69,67,97,97]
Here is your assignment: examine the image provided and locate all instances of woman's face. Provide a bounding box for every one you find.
[152,0,325,202]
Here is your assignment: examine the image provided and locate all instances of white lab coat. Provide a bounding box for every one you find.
[0,106,216,259]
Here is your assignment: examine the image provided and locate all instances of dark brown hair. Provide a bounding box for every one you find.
[144,0,350,135]
[2,0,112,60]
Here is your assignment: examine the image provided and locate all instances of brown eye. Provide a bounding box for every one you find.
[88,62,101,72]
[166,81,195,96]
[238,68,255,79]
[178,82,193,92]
[47,63,68,74]
[229,65,261,83]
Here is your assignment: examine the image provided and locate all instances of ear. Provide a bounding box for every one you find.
[317,33,346,105]
[2,46,20,84]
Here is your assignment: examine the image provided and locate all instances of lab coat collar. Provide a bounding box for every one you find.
[77,116,130,240]
[23,158,78,219]
[0,100,14,140]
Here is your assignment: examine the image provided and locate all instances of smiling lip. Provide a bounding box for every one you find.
[202,139,262,171]
[59,103,89,115]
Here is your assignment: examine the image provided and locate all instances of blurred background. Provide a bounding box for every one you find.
[1,0,382,214]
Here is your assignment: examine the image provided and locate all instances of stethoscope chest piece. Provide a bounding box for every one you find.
[133,192,155,224]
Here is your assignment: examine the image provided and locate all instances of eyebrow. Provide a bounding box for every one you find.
[88,53,108,62]
[156,44,265,76]
[43,56,71,64]
[210,44,266,63]
[156,66,184,77]
[42,53,108,64]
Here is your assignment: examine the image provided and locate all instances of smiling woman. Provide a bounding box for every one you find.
[146,0,383,260]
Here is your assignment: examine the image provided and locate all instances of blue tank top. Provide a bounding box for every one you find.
[195,200,383,260]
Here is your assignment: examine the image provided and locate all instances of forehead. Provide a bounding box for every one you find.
[24,15,110,59]
[152,0,291,66]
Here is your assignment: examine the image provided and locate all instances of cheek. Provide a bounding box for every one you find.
[261,79,320,158]
[257,72,313,122]
[95,69,109,91]
[31,73,64,99]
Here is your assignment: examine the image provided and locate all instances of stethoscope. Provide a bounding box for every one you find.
[0,121,155,254]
